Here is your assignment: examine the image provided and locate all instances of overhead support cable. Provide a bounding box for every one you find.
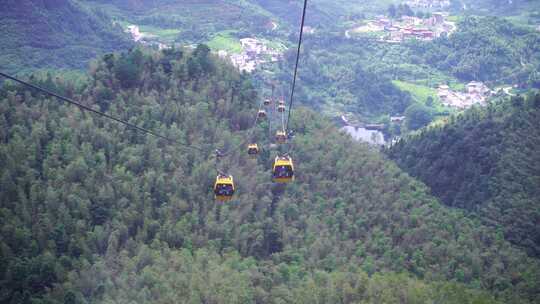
[285,0,308,131]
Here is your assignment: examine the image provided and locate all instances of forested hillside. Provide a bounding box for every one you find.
[276,14,540,121]
[387,94,540,257]
[409,16,540,86]
[0,0,132,74]
[88,0,280,41]
[1,48,539,303]
[278,34,413,118]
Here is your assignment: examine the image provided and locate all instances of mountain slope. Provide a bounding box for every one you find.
[387,94,540,256]
[1,48,539,303]
[409,16,540,85]
[0,0,132,74]
[278,33,413,117]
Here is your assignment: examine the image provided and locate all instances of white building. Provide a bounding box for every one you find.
[217,50,228,58]
[466,81,490,95]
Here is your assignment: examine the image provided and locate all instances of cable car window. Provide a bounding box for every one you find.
[215,184,234,196]
[273,166,292,178]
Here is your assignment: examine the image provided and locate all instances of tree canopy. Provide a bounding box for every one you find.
[388,93,540,257]
[1,48,539,303]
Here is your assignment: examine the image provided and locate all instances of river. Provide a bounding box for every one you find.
[341,126,385,145]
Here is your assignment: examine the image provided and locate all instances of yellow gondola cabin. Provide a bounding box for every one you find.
[214,174,235,201]
[275,130,287,143]
[257,110,267,119]
[247,143,259,157]
[272,156,294,183]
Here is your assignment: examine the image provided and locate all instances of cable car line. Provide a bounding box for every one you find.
[2,0,309,201]
[0,71,205,152]
[285,0,308,132]
[214,95,268,201]
[268,86,274,142]
[281,103,286,132]
[220,97,266,157]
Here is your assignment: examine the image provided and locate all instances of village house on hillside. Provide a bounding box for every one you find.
[240,38,267,55]
[390,116,406,123]
[366,12,455,43]
[124,24,169,50]
[125,25,143,42]
[303,26,316,34]
[437,81,493,109]
[217,50,228,58]
[405,0,450,9]
[466,81,490,95]
[220,37,284,73]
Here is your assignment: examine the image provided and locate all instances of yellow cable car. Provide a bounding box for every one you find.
[277,104,286,112]
[272,156,294,183]
[257,109,267,119]
[247,143,259,157]
[214,174,235,201]
[264,98,271,106]
[275,130,287,143]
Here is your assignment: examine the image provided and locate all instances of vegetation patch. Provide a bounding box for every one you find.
[393,80,439,104]
[206,31,242,53]
[137,25,181,43]
[388,93,540,257]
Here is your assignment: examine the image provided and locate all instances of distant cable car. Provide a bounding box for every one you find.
[257,110,267,119]
[272,155,294,183]
[275,130,287,143]
[279,99,285,106]
[214,174,235,201]
[277,104,286,112]
[264,98,271,106]
[247,143,259,157]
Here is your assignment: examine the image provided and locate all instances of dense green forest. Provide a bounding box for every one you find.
[387,93,540,257]
[87,0,284,42]
[323,15,540,91]
[1,48,540,303]
[272,33,413,119]
[0,0,132,74]
[409,16,540,85]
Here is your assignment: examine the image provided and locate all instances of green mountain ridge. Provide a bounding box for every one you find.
[1,48,539,303]
[387,94,540,257]
[0,0,133,74]
[409,16,540,85]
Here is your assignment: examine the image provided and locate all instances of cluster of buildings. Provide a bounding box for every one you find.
[405,0,450,9]
[379,12,455,42]
[125,24,169,50]
[350,12,455,43]
[124,23,286,74]
[303,26,316,34]
[437,81,492,109]
[219,38,283,73]
[126,25,143,42]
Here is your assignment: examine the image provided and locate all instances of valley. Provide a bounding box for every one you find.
[4,0,538,142]
[1,0,540,303]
